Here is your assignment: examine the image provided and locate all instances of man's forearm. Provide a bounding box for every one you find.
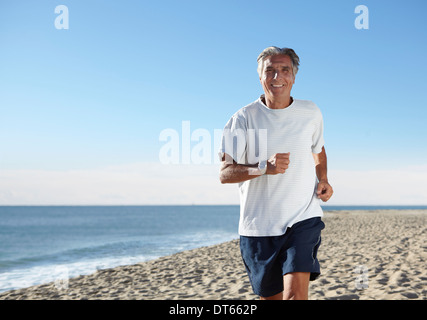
[313,147,328,182]
[219,152,290,184]
[313,147,333,201]
[316,163,328,182]
[219,162,261,184]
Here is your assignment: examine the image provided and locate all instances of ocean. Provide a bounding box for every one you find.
[1,205,426,293]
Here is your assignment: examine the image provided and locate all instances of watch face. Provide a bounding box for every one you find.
[259,160,267,173]
[261,160,267,168]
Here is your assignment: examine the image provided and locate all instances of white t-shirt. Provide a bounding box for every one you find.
[219,95,325,236]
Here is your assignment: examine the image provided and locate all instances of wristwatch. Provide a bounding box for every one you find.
[258,160,267,175]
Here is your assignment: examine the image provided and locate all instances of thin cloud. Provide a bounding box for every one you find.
[0,163,426,205]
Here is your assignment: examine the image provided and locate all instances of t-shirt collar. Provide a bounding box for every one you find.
[259,94,295,110]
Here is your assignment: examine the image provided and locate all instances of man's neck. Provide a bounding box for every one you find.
[263,95,293,109]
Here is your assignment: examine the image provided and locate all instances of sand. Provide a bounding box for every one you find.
[0,209,425,300]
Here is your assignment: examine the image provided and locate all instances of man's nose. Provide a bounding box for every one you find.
[273,71,283,80]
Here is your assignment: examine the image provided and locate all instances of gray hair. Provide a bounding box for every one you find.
[257,46,300,78]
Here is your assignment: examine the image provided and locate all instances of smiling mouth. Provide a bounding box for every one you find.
[271,84,285,88]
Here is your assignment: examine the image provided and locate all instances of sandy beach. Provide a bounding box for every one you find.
[0,209,425,300]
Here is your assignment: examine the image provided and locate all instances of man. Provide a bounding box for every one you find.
[219,46,333,300]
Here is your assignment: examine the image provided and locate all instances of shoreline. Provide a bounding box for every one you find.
[0,209,426,300]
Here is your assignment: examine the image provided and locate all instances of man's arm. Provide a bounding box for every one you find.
[219,153,290,184]
[312,146,333,202]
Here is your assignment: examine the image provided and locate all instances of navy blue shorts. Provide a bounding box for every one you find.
[240,217,325,297]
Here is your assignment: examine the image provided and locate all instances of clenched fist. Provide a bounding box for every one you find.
[316,180,333,202]
[267,153,290,175]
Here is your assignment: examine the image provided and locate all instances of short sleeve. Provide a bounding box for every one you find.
[312,110,325,154]
[218,115,247,164]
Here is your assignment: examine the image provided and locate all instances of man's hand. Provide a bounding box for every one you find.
[266,153,290,175]
[316,180,333,202]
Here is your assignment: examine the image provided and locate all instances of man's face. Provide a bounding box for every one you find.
[260,54,295,100]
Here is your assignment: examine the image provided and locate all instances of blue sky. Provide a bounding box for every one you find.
[1,0,426,205]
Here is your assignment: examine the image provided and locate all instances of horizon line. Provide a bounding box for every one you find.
[1,204,427,207]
